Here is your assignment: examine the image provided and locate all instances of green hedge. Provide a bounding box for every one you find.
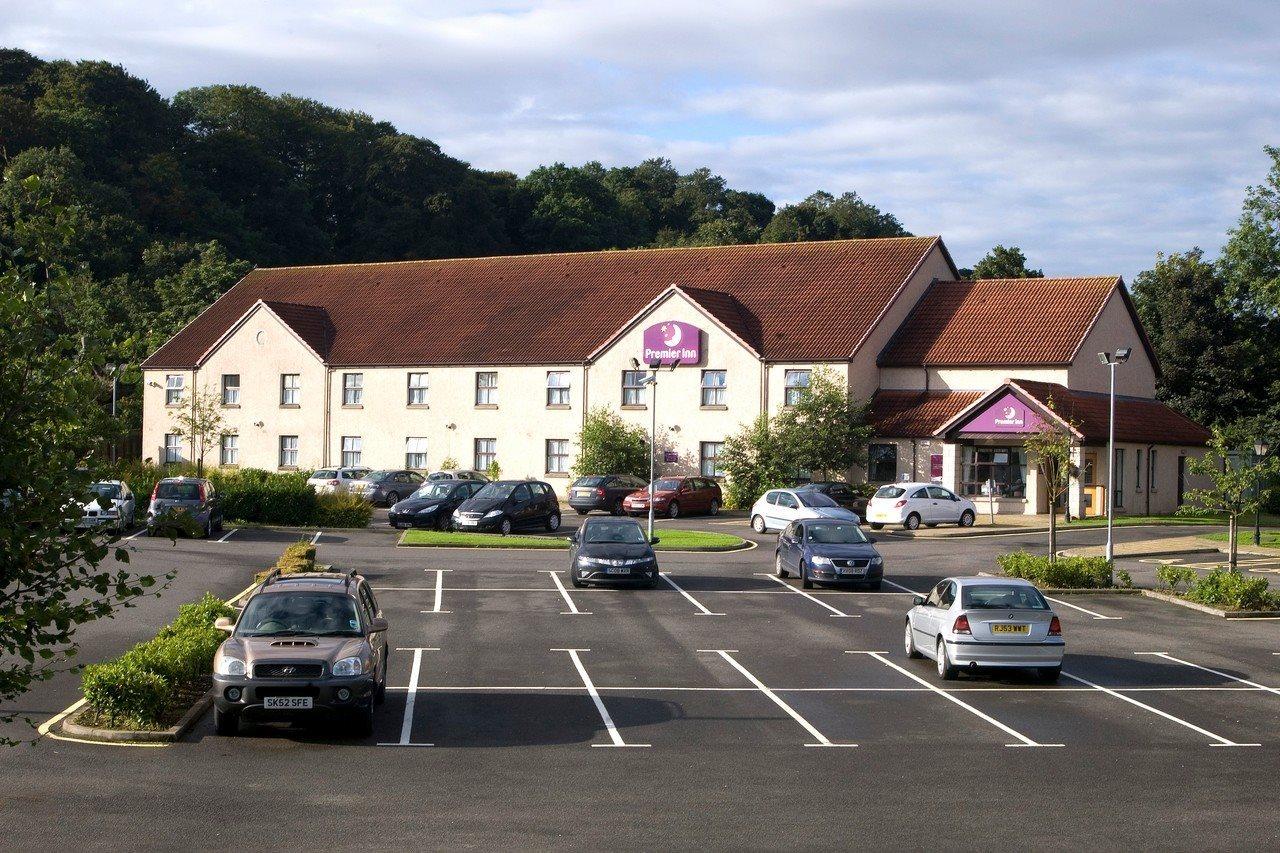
[313,492,373,528]
[997,552,1121,589]
[81,661,171,729]
[1185,568,1277,611]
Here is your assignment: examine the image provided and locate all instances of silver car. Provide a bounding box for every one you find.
[307,467,372,494]
[78,480,136,531]
[147,476,223,538]
[905,577,1063,681]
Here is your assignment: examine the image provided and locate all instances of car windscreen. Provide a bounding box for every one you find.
[474,483,517,501]
[313,470,336,479]
[805,523,869,545]
[583,521,648,544]
[652,479,681,491]
[412,483,456,500]
[238,592,363,637]
[961,584,1050,610]
[797,491,839,508]
[874,486,906,499]
[90,483,121,500]
[364,470,394,481]
[155,482,200,500]
[573,476,607,487]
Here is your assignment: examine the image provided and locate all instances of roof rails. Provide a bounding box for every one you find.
[344,568,358,590]
[260,567,283,588]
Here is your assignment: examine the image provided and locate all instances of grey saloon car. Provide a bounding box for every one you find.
[905,577,1064,681]
[774,518,883,589]
[352,469,425,506]
[147,476,223,538]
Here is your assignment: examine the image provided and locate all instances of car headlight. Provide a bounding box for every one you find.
[416,505,438,514]
[332,656,364,676]
[871,556,883,566]
[577,556,606,567]
[810,556,834,567]
[483,509,503,518]
[216,657,247,676]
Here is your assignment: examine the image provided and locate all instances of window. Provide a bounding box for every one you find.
[961,446,1027,498]
[341,436,363,467]
[280,373,300,406]
[221,374,240,406]
[783,369,810,406]
[700,441,724,478]
[474,438,496,471]
[868,443,898,483]
[546,439,569,474]
[777,492,798,509]
[695,369,727,407]
[1114,448,1125,509]
[220,434,239,466]
[343,373,363,406]
[279,436,299,468]
[163,433,182,464]
[1135,450,1143,492]
[475,371,497,406]
[622,370,647,406]
[546,371,570,406]
[405,437,428,469]
[165,374,184,406]
[1149,448,1158,492]
[407,372,429,406]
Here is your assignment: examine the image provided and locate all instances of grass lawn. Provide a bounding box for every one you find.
[1061,513,1280,529]
[1201,531,1280,549]
[400,528,748,551]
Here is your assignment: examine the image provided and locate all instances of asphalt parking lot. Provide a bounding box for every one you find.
[3,520,1278,850]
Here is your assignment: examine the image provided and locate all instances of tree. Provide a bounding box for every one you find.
[772,367,873,479]
[1023,398,1077,563]
[720,414,790,509]
[1221,145,1280,316]
[572,408,650,480]
[0,178,165,742]
[1180,424,1280,570]
[761,191,909,243]
[168,389,227,477]
[964,244,1044,279]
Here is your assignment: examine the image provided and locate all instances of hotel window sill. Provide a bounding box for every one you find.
[700,405,728,411]
[621,405,647,411]
[343,404,363,410]
[544,471,570,478]
[165,403,183,408]
[546,404,571,411]
[407,403,431,409]
[280,403,300,409]
[278,465,298,472]
[221,404,240,409]
[220,463,240,470]
[474,404,498,410]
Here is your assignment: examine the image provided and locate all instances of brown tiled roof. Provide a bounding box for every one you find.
[262,301,335,360]
[869,389,985,437]
[142,237,942,369]
[1009,380,1210,446]
[878,277,1124,367]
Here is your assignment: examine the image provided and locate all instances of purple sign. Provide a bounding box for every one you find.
[958,392,1045,434]
[663,450,679,463]
[642,321,701,366]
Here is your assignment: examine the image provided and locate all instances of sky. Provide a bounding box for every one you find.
[4,0,1280,279]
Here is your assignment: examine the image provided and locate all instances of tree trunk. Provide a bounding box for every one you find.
[1048,504,1057,564]
[1229,513,1238,571]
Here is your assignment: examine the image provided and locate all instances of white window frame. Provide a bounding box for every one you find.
[700,441,724,478]
[545,439,570,474]
[341,435,363,467]
[784,369,811,407]
[279,435,298,468]
[546,371,570,407]
[221,374,240,406]
[163,433,182,464]
[405,437,428,469]
[475,371,497,406]
[343,373,363,406]
[622,370,647,407]
[1148,448,1158,492]
[281,373,300,406]
[407,372,429,406]
[701,370,726,407]
[474,438,496,471]
[220,434,239,466]
[165,374,184,406]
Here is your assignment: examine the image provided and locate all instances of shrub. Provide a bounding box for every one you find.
[109,462,317,526]
[277,541,317,573]
[439,455,460,471]
[572,407,650,480]
[997,552,1115,588]
[720,414,790,510]
[1185,568,1277,611]
[123,628,224,684]
[313,492,373,528]
[158,592,235,638]
[81,660,171,728]
[1156,564,1198,593]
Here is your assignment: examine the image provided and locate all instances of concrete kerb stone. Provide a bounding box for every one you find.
[57,692,213,744]
[1138,589,1280,619]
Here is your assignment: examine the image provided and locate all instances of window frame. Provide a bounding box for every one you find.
[474,437,496,471]
[867,443,898,483]
[960,446,1027,499]
[164,374,185,406]
[342,373,363,407]
[280,373,300,406]
[700,441,724,478]
[405,436,429,469]
[220,374,240,406]
[783,369,810,407]
[622,370,647,407]
[407,372,429,407]
[700,370,727,407]
[475,371,498,407]
[219,433,239,466]
[341,435,363,468]
[163,432,182,464]
[546,371,571,407]
[545,438,570,474]
[278,435,299,468]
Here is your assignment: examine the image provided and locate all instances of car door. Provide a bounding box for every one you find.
[778,521,801,572]
[927,486,961,523]
[775,491,800,527]
[914,581,947,644]
[904,487,931,523]
[357,582,386,678]
[509,483,533,527]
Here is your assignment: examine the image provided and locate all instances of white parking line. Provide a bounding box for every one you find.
[755,574,859,617]
[123,527,149,541]
[217,528,238,543]
[554,648,648,748]
[881,578,921,595]
[1061,670,1260,747]
[310,530,323,545]
[541,570,591,615]
[1135,652,1280,696]
[419,569,452,614]
[378,647,438,747]
[660,572,724,616]
[1044,596,1121,620]
[703,649,855,747]
[851,651,1060,747]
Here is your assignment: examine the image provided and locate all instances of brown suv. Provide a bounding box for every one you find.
[212,570,389,736]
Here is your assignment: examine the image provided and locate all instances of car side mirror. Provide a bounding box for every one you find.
[866,537,877,544]
[214,616,235,632]
[912,596,926,607]
[566,532,578,543]
[368,617,389,633]
[650,536,660,545]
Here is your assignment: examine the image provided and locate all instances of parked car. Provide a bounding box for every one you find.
[905,577,1063,681]
[352,469,425,506]
[567,516,660,588]
[388,480,485,529]
[426,469,489,483]
[866,483,976,530]
[211,569,390,736]
[307,467,372,494]
[622,477,722,519]
[78,480,136,532]
[146,476,223,538]
[750,488,860,533]
[453,480,561,535]
[567,474,648,515]
[774,518,883,590]
[797,481,868,517]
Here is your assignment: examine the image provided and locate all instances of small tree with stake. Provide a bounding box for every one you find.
[168,389,227,477]
[772,367,873,480]
[1023,397,1078,563]
[1179,424,1280,570]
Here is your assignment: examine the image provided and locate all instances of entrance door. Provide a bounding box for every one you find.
[1177,456,1186,507]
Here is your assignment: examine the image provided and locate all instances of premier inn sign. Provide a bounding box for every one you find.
[642,321,702,365]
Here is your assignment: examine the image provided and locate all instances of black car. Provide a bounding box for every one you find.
[775,518,883,590]
[388,480,485,529]
[452,480,562,535]
[568,517,660,588]
[567,474,648,515]
[798,481,868,517]
[353,469,425,506]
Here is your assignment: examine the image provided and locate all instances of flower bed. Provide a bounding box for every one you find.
[1157,565,1278,611]
[997,552,1129,589]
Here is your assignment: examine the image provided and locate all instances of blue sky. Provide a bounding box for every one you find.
[5,0,1280,279]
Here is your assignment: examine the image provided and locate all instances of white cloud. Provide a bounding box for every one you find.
[4,0,1279,277]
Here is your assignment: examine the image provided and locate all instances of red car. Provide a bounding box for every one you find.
[623,476,722,519]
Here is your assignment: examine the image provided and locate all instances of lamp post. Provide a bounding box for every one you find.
[1255,440,1270,546]
[1097,347,1132,566]
[632,357,680,542]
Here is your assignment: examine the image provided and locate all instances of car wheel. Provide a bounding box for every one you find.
[546,513,561,532]
[575,509,589,516]
[386,491,400,506]
[801,563,814,590]
[352,705,375,738]
[904,513,921,531]
[375,653,388,705]
[214,706,239,737]
[905,620,922,658]
[959,510,975,528]
[709,499,720,516]
[499,517,513,536]
[751,515,767,533]
[1038,666,1061,683]
[775,553,788,578]
[869,522,884,530]
[612,499,624,516]
[204,519,214,539]
[667,501,680,519]
[936,638,957,680]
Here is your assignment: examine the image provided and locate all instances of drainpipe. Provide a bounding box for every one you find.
[323,367,333,467]
[1145,444,1154,517]
[581,363,589,430]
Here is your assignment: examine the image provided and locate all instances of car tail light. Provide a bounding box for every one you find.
[894,499,907,508]
[328,479,339,486]
[596,488,605,497]
[197,483,206,501]
[1048,616,1062,636]
[952,614,971,635]
[150,482,160,501]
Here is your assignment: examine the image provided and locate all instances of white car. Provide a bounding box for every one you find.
[865,482,975,531]
[307,467,372,494]
[77,480,136,531]
[750,488,860,533]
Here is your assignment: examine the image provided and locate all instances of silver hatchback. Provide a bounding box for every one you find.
[905,577,1064,682]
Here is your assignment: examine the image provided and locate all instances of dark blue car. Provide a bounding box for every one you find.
[775,518,884,590]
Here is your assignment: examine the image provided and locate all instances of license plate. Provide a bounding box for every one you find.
[991,624,1029,634]
[459,518,478,526]
[574,490,592,498]
[263,696,313,710]
[605,567,631,575]
[838,568,865,576]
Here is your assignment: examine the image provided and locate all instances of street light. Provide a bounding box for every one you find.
[632,356,679,541]
[1098,347,1132,567]
[1255,440,1270,546]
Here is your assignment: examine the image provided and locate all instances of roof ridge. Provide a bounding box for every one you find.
[949,275,1122,285]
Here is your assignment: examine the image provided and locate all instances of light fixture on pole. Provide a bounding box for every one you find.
[634,356,679,542]
[1097,347,1132,568]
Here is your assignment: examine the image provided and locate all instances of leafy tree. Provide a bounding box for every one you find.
[1023,398,1078,563]
[1180,424,1280,570]
[572,408,650,480]
[1221,145,1280,315]
[168,389,227,478]
[720,414,790,509]
[964,244,1044,279]
[761,191,908,243]
[772,367,872,479]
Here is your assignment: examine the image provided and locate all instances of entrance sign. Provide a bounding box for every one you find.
[663,450,679,463]
[959,392,1044,434]
[929,453,943,481]
[642,321,701,365]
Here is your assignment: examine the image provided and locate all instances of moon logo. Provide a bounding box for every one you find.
[1002,406,1018,420]
[662,323,682,348]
